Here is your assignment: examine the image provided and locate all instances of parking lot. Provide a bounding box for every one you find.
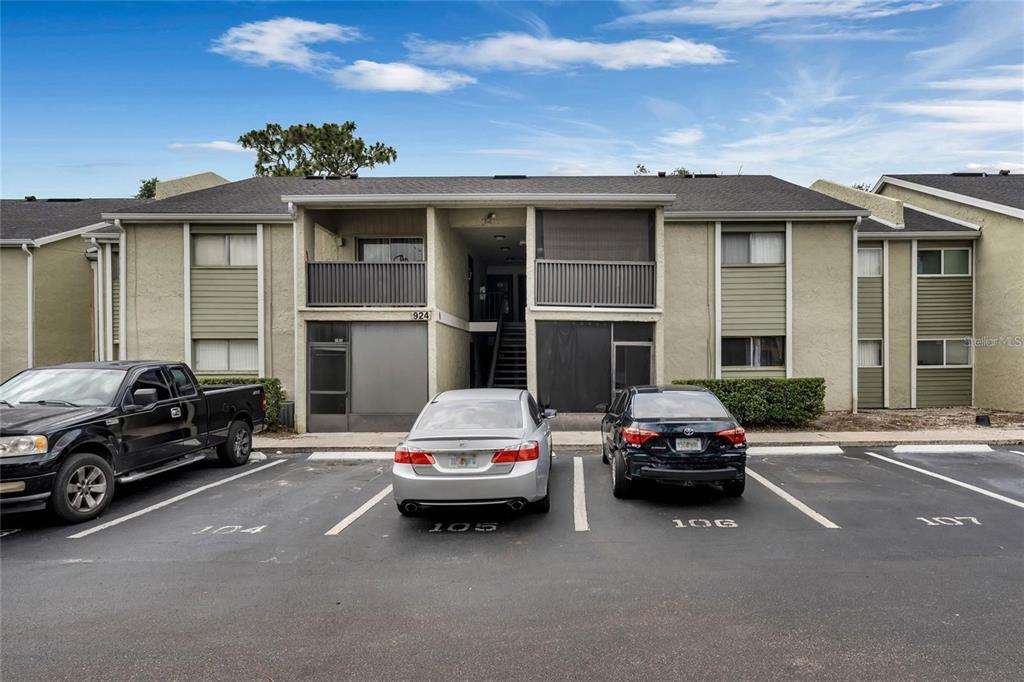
[2,445,1022,680]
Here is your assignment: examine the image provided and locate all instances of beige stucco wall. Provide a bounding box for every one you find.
[792,221,855,410]
[435,321,470,394]
[880,183,1023,411]
[264,223,295,395]
[311,208,426,262]
[1,248,30,380]
[812,179,902,224]
[123,223,185,361]
[32,239,94,367]
[432,209,472,320]
[887,241,913,408]
[663,221,714,381]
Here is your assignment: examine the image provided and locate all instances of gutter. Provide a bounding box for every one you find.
[100,213,291,222]
[665,209,871,220]
[21,243,34,367]
[281,193,680,207]
[856,231,980,240]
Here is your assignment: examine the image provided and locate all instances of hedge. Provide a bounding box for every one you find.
[671,377,826,427]
[196,376,287,428]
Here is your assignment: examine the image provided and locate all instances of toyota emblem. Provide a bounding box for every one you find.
[683,427,695,436]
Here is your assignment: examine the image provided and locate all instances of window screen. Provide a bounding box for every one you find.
[721,338,750,366]
[917,250,942,275]
[858,340,882,367]
[945,340,971,365]
[229,234,257,266]
[943,249,969,275]
[193,235,227,266]
[722,337,785,367]
[538,210,652,262]
[917,340,944,365]
[194,340,257,372]
[858,248,882,277]
[721,234,750,264]
[536,321,611,412]
[358,238,424,263]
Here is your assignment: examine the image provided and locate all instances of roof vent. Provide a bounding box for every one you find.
[493,174,527,179]
[999,169,1011,176]
[951,172,986,177]
[24,195,36,202]
[657,171,667,177]
[693,173,719,178]
[45,198,84,202]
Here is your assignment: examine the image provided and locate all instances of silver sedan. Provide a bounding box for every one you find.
[392,389,555,515]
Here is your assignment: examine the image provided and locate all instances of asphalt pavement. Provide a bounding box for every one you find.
[2,446,1022,681]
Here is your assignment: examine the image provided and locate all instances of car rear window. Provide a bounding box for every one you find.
[631,392,730,420]
[415,400,523,431]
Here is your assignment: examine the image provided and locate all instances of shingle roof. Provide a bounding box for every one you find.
[886,174,1024,210]
[0,198,137,242]
[104,175,864,216]
[858,207,977,234]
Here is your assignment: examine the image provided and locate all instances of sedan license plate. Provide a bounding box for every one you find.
[449,454,477,468]
[676,437,702,453]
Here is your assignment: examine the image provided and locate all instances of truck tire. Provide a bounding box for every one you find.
[611,451,635,499]
[217,420,252,466]
[722,477,745,497]
[48,452,115,524]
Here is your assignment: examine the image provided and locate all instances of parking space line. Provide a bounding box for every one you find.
[324,484,393,536]
[67,460,286,539]
[892,444,992,454]
[1009,451,1024,458]
[573,457,589,532]
[308,451,393,462]
[866,452,1024,510]
[745,467,841,529]
[747,445,843,456]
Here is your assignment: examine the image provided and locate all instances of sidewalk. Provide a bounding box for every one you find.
[255,428,1024,453]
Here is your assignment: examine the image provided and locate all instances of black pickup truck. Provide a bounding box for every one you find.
[0,361,265,523]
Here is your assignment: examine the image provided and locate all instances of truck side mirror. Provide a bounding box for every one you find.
[128,388,158,410]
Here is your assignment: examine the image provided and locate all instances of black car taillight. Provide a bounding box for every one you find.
[715,426,746,447]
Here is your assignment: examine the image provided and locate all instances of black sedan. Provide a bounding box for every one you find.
[600,385,747,498]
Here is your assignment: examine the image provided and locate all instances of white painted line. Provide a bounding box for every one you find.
[324,484,393,536]
[309,451,394,462]
[892,444,993,454]
[573,456,589,532]
[747,445,843,456]
[866,452,1024,510]
[746,467,841,529]
[68,460,285,539]
[1009,451,1024,458]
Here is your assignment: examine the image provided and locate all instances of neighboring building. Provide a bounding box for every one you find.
[155,172,229,200]
[811,172,1023,412]
[0,197,137,380]
[100,174,871,432]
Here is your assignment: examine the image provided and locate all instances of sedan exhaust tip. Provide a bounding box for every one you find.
[402,502,420,514]
[507,500,525,511]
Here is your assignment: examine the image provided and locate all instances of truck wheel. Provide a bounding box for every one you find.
[722,478,745,497]
[49,452,115,524]
[217,420,252,466]
[611,451,635,499]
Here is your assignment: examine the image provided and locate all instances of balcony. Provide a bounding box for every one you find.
[306,261,426,307]
[535,259,656,308]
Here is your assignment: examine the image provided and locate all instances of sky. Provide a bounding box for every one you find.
[1,0,1022,198]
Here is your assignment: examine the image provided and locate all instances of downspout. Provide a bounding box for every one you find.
[91,237,104,360]
[851,217,861,414]
[116,219,126,360]
[22,243,34,367]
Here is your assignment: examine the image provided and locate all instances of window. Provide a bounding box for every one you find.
[527,395,543,426]
[858,248,882,277]
[918,248,969,276]
[722,337,786,367]
[721,232,784,265]
[631,392,730,419]
[357,237,424,263]
[194,339,258,373]
[193,234,257,267]
[918,339,971,367]
[168,366,197,397]
[858,340,883,367]
[128,368,172,402]
[415,400,523,430]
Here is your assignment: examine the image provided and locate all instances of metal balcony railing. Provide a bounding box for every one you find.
[535,259,656,308]
[306,261,426,307]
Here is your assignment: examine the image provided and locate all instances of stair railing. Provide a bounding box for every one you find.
[487,293,509,388]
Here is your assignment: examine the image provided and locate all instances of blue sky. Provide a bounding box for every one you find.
[2,1,1022,198]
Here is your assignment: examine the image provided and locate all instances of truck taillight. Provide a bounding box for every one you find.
[262,395,267,412]
[715,427,746,447]
[492,441,540,463]
[394,446,435,465]
[622,426,659,446]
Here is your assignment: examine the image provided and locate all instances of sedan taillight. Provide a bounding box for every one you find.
[715,427,747,447]
[622,426,659,446]
[492,441,540,463]
[394,446,435,465]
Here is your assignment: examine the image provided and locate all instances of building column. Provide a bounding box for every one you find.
[425,206,439,397]
[654,207,665,384]
[525,206,538,395]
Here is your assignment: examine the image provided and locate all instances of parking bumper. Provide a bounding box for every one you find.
[392,460,545,504]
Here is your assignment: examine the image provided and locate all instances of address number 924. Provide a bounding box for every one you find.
[412,311,432,321]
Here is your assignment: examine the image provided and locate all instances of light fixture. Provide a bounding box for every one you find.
[483,211,497,224]
[499,246,511,252]
[493,234,506,240]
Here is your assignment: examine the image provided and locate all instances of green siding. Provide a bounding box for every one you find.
[721,367,786,378]
[917,277,972,337]
[917,367,972,407]
[191,267,258,339]
[858,278,883,338]
[111,280,120,343]
[721,265,785,336]
[858,367,883,408]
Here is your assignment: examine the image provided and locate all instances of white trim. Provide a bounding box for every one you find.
[256,223,266,377]
[33,220,113,246]
[183,223,192,365]
[104,243,114,360]
[90,259,100,360]
[865,214,903,229]
[21,244,34,367]
[903,202,980,230]
[117,223,126,360]
[714,221,722,379]
[784,221,793,378]
[95,238,105,361]
[910,240,917,408]
[102,213,290,222]
[282,193,679,207]
[436,309,469,331]
[874,176,1024,219]
[916,246,971,277]
[882,241,890,408]
[528,306,662,315]
[851,222,858,412]
[292,216,302,432]
[856,231,980,241]
[666,209,868,220]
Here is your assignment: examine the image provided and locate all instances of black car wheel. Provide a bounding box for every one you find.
[611,451,635,499]
[217,420,252,466]
[49,452,115,524]
[722,477,745,497]
[600,440,610,464]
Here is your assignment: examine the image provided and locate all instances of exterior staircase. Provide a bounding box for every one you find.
[490,322,527,389]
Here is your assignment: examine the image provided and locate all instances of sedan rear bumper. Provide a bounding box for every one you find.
[634,466,741,483]
[392,460,546,505]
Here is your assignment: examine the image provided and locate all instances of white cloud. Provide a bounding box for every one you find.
[964,161,1024,173]
[613,1,941,29]
[764,27,913,41]
[332,61,476,93]
[168,141,249,153]
[406,33,728,71]
[658,128,705,145]
[210,17,361,69]
[884,99,1024,132]
[927,65,1024,92]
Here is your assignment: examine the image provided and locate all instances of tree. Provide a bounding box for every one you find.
[672,167,691,176]
[852,182,873,191]
[237,122,397,177]
[136,177,158,199]
[633,163,649,175]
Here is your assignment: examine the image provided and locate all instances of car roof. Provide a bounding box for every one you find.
[631,384,711,394]
[30,361,171,371]
[432,388,524,402]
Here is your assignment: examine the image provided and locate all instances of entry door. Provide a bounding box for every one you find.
[486,274,513,319]
[308,344,349,432]
[613,344,652,393]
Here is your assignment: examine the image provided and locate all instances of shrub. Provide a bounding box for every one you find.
[671,377,826,427]
[196,376,287,428]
